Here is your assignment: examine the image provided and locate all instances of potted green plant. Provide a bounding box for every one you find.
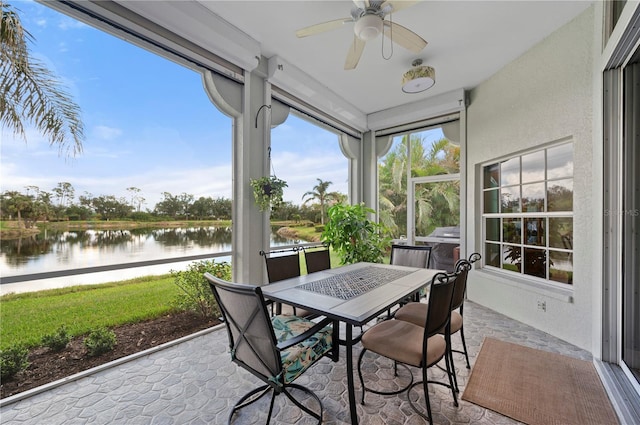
[321,203,391,265]
[250,175,287,212]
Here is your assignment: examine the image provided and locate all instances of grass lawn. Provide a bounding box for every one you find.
[0,247,344,351]
[0,275,180,350]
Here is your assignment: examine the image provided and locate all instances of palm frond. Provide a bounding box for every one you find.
[1,2,85,156]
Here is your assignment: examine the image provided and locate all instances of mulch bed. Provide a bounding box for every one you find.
[1,311,219,400]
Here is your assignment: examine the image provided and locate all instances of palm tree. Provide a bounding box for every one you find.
[302,178,335,225]
[1,2,84,156]
[2,190,31,228]
[378,135,460,238]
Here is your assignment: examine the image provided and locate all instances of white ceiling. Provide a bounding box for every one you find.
[110,1,593,122]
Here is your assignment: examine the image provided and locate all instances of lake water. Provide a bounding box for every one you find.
[0,226,299,295]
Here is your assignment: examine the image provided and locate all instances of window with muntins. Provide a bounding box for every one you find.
[482,142,573,285]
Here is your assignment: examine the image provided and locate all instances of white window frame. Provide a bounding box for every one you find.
[480,140,574,287]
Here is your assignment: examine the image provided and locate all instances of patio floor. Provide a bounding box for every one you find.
[0,301,594,425]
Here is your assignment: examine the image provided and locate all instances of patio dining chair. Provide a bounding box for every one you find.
[357,271,459,424]
[205,273,338,425]
[394,252,481,390]
[303,246,331,274]
[390,244,432,301]
[390,243,432,268]
[263,250,315,318]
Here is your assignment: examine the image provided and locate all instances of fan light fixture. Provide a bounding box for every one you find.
[402,59,436,93]
[354,13,383,41]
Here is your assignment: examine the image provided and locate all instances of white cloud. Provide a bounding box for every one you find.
[93,125,123,141]
[57,17,87,31]
[272,150,349,204]
[1,127,56,155]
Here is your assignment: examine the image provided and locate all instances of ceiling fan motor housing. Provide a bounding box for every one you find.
[354,12,383,41]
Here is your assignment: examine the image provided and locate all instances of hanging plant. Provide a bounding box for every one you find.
[250,176,287,212]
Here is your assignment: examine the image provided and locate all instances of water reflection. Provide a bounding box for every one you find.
[1,226,297,275]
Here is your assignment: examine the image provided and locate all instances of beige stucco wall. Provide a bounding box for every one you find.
[465,6,597,351]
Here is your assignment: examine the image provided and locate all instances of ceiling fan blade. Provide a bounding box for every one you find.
[344,36,366,70]
[296,18,353,38]
[380,1,419,15]
[383,21,427,53]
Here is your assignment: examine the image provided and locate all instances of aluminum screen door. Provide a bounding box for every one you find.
[408,175,460,271]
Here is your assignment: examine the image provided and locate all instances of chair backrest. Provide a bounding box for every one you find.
[205,273,282,388]
[449,252,481,311]
[468,252,482,265]
[450,260,471,311]
[423,271,457,338]
[304,248,331,274]
[264,252,301,283]
[390,244,432,269]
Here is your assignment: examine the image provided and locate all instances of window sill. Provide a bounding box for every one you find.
[475,269,574,303]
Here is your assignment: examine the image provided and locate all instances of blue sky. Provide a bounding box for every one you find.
[1,0,348,209]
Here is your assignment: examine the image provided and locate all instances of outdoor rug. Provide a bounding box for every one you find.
[461,337,619,425]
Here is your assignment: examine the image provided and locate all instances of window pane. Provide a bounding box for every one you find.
[484,163,499,188]
[549,217,573,249]
[379,125,461,240]
[410,128,460,178]
[415,181,460,237]
[481,143,573,285]
[548,178,573,211]
[522,182,545,212]
[501,157,520,186]
[547,143,573,179]
[503,245,520,272]
[378,135,408,238]
[485,243,501,267]
[501,186,521,213]
[486,218,500,241]
[525,218,545,246]
[272,113,348,226]
[522,150,545,183]
[523,247,547,279]
[503,218,521,244]
[484,189,499,213]
[549,250,573,285]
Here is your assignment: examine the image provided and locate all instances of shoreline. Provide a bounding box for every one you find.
[0,219,236,241]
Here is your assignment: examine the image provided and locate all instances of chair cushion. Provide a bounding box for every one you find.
[396,303,463,334]
[449,310,462,334]
[277,303,316,318]
[361,319,446,368]
[394,302,428,327]
[271,315,333,384]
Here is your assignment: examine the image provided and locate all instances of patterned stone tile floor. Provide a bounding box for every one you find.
[1,301,593,425]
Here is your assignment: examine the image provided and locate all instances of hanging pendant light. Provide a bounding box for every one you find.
[402,59,436,93]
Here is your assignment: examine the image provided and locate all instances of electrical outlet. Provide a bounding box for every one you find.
[537,300,547,312]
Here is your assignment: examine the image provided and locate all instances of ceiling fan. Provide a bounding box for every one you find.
[295,0,427,70]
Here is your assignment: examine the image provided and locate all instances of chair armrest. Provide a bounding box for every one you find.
[276,317,333,351]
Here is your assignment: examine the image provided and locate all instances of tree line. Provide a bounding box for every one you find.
[0,179,345,228]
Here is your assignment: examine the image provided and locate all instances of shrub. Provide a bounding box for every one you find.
[0,345,29,380]
[322,203,391,265]
[84,328,116,357]
[41,325,71,352]
[171,260,229,318]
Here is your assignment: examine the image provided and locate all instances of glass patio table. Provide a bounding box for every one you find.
[261,262,440,425]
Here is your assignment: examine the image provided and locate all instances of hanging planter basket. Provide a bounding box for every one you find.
[250,176,287,212]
